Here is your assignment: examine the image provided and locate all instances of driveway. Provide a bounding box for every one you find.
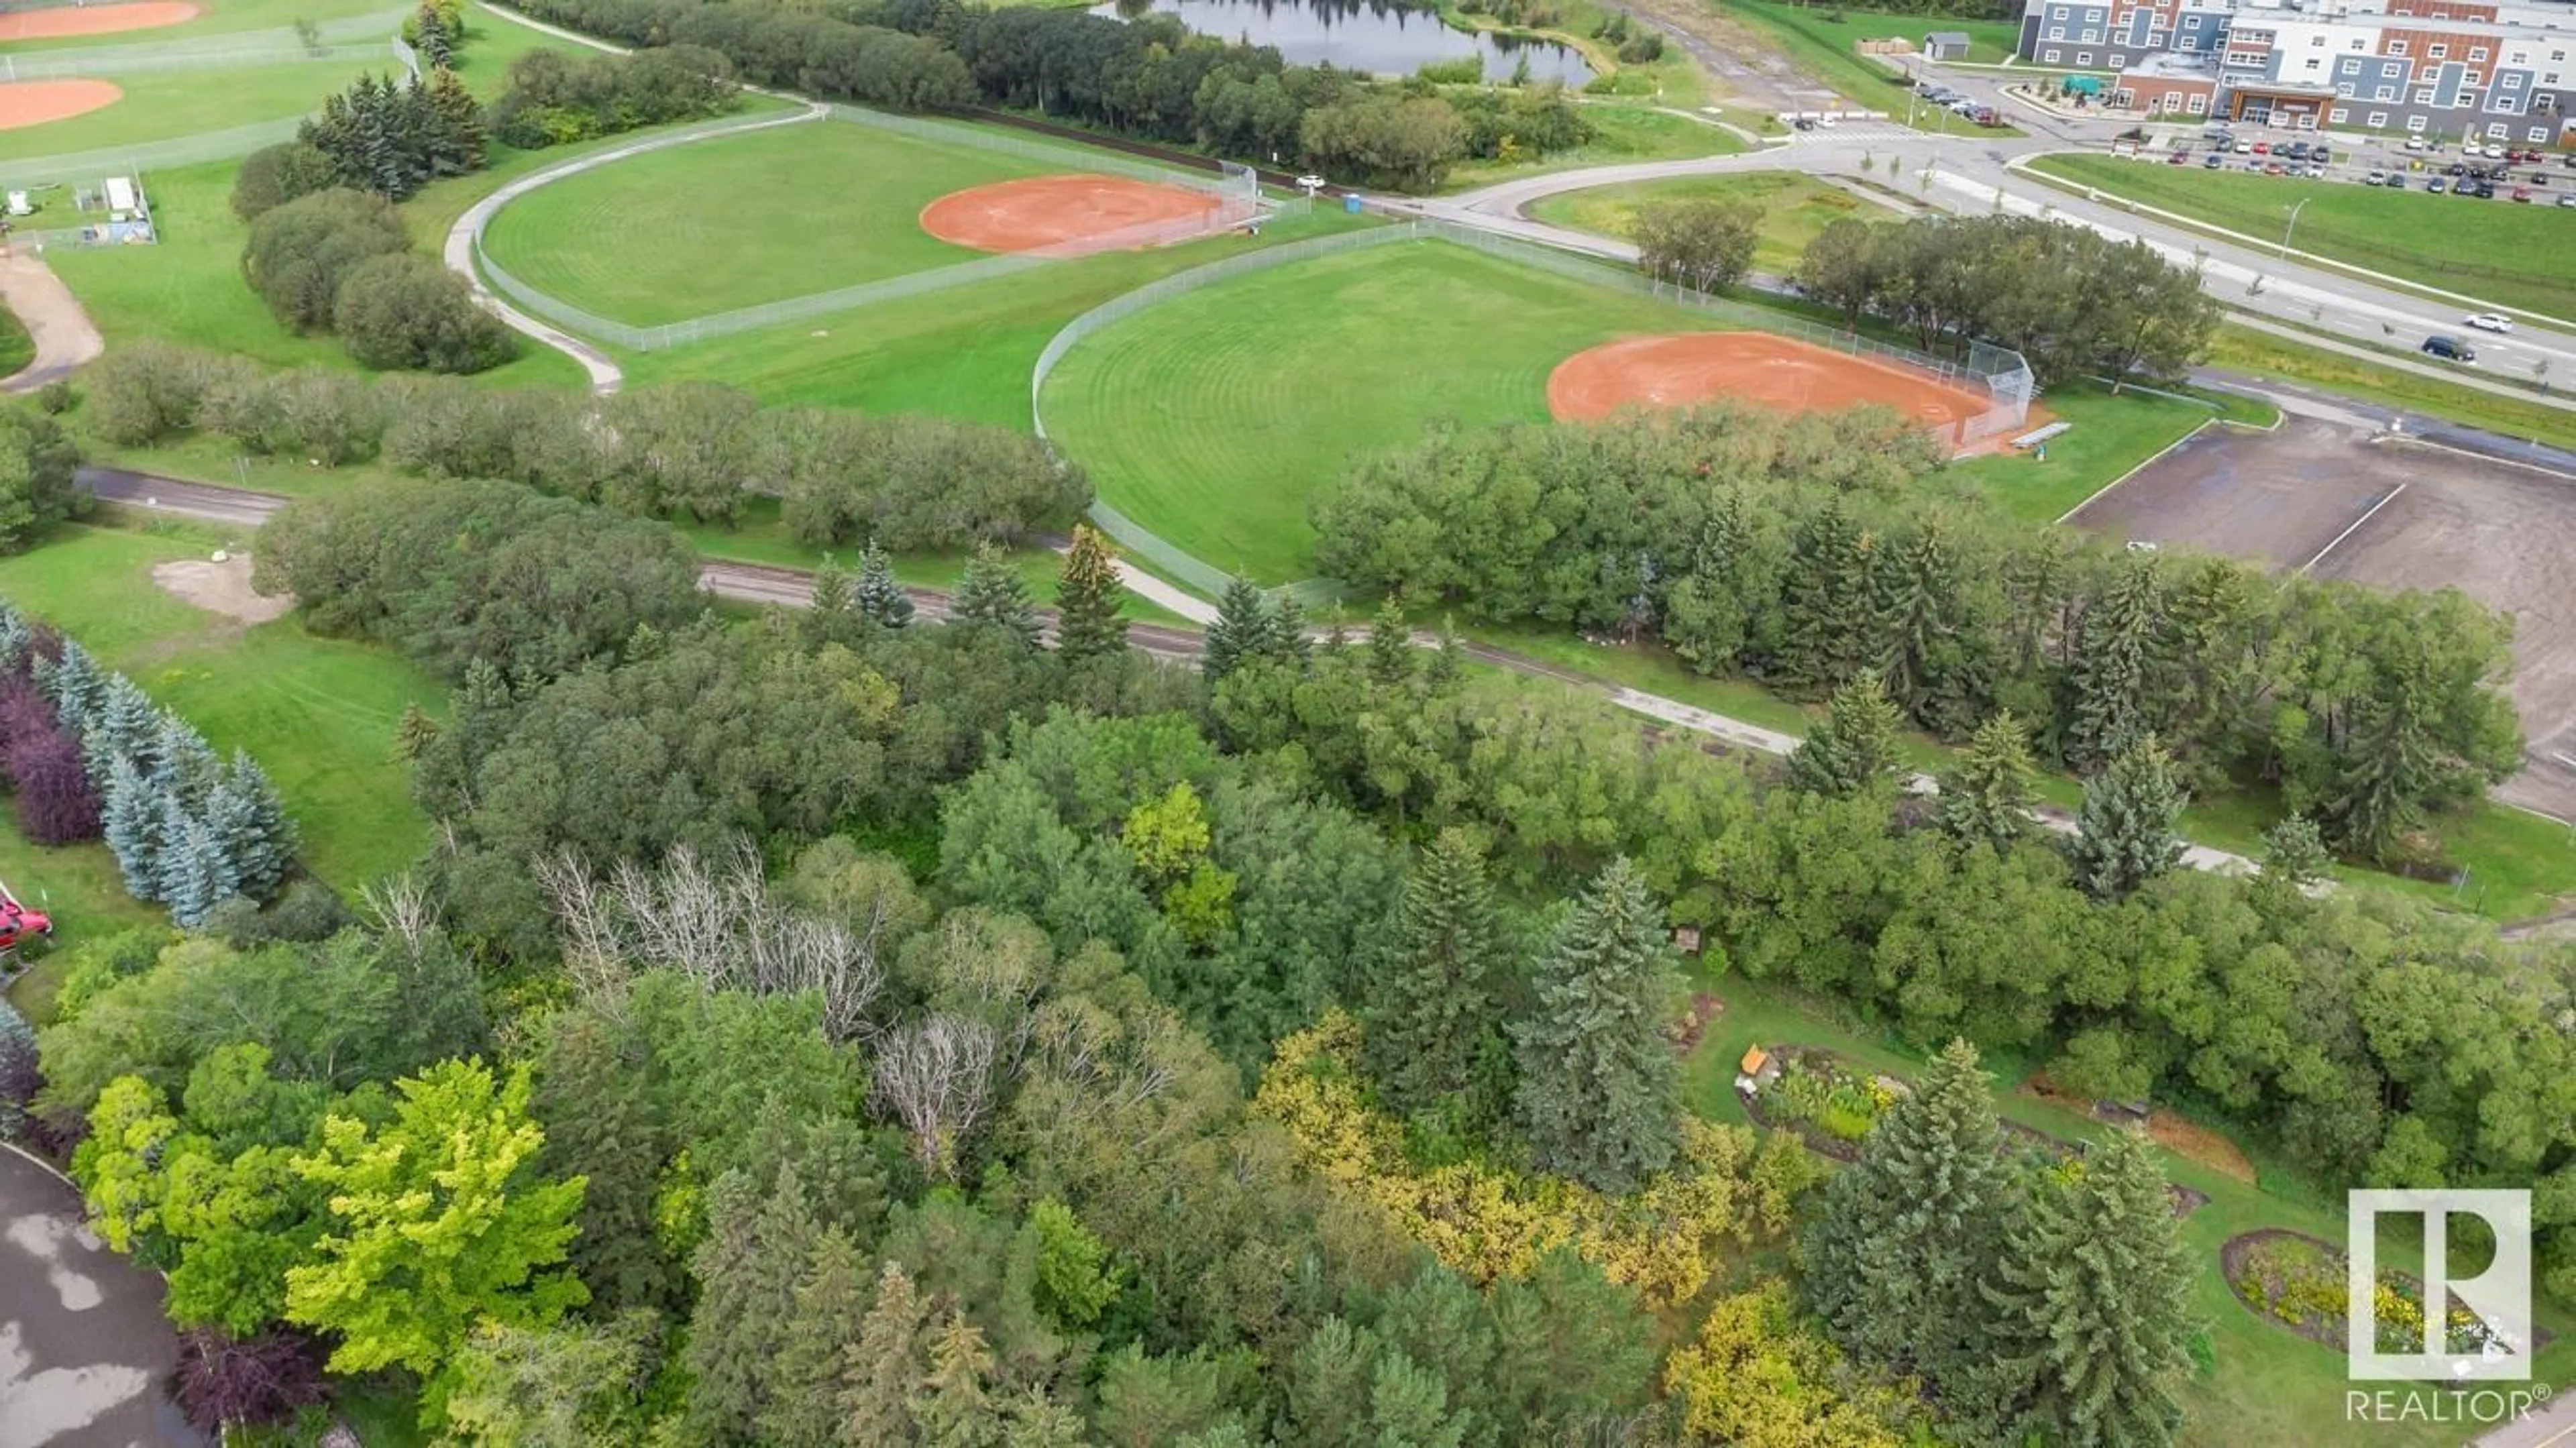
[0,1147,202,1448]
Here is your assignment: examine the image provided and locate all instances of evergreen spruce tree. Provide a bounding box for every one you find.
[1364,830,1513,1131]
[1802,1038,2016,1406]
[853,541,915,629]
[90,678,160,777]
[2324,683,2443,862]
[1662,489,1770,675]
[100,759,164,902]
[1202,579,1272,683]
[839,1260,932,1447]
[1938,710,2039,852]
[684,1167,819,1444]
[1269,592,1310,665]
[1510,857,1683,1192]
[1774,499,1876,698]
[413,3,454,69]
[1983,1127,2196,1448]
[150,712,218,805]
[2259,812,2332,890]
[2070,735,2186,901]
[34,642,105,734]
[393,702,441,761]
[1784,670,1902,798]
[421,68,486,174]
[155,801,234,928]
[909,1313,1000,1445]
[1873,517,1990,738]
[760,1226,871,1448]
[1426,620,1464,691]
[1053,526,1125,663]
[218,750,297,899]
[2063,556,2166,771]
[1364,598,1413,687]
[952,543,1040,650]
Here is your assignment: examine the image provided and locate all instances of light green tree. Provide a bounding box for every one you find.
[1785,670,1904,799]
[1938,710,2039,852]
[284,1059,586,1418]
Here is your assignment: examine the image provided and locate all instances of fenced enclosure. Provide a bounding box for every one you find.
[470,105,1267,353]
[1029,220,2036,602]
[6,173,157,248]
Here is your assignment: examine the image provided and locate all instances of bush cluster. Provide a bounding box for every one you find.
[0,402,86,553]
[87,345,1085,541]
[241,191,515,375]
[486,46,740,150]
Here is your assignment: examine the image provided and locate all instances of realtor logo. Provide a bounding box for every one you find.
[2349,1189,2534,1382]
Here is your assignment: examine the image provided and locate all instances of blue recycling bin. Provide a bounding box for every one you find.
[1344,194,1364,214]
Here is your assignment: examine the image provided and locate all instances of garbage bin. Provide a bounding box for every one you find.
[1344,194,1364,214]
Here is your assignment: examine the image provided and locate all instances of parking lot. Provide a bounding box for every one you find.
[2069,416,2576,822]
[2120,124,2576,205]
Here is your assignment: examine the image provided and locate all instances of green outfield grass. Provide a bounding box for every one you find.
[478,118,1077,327]
[0,524,439,889]
[1947,381,2218,526]
[2031,152,2576,319]
[1525,170,1878,274]
[0,58,390,155]
[0,0,398,52]
[1042,239,1754,583]
[623,203,1378,424]
[1438,101,1746,192]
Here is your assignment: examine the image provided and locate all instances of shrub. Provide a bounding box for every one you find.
[242,189,411,333]
[333,254,517,374]
[80,340,222,445]
[32,381,72,416]
[0,402,85,552]
[229,142,345,223]
[172,1329,329,1432]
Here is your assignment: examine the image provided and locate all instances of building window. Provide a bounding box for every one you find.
[2471,47,2488,60]
[2049,27,2065,38]
[2430,44,2447,58]
[2340,58,2360,74]
[2078,50,2092,64]
[2350,37,2366,49]
[2407,113,2429,130]
[2188,92,2208,113]
[2505,72,2524,87]
[2336,82,2355,95]
[2052,5,2068,16]
[2530,125,2551,140]
[2304,58,2321,70]
[2550,72,2563,85]
[2312,34,2326,45]
[2416,89,2435,103]
[2044,46,2062,61]
[2489,121,2510,137]
[2369,109,2390,125]
[2390,40,2409,55]
[2376,85,2397,99]
[2110,52,2126,65]
[2331,105,2351,121]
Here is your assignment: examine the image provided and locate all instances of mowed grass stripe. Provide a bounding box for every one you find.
[1042,241,1746,583]
[0,58,392,154]
[1527,172,1878,276]
[478,120,1065,328]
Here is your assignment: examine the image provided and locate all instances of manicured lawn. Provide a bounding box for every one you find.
[0,524,441,890]
[0,307,30,378]
[1717,0,2021,133]
[623,204,1377,425]
[1948,380,2217,526]
[478,117,1067,327]
[47,160,585,388]
[2208,321,2576,452]
[0,0,396,51]
[0,816,163,996]
[1439,102,1745,192]
[0,59,390,157]
[1682,973,2576,1448]
[2031,152,2576,319]
[1042,239,1756,583]
[1525,170,1877,274]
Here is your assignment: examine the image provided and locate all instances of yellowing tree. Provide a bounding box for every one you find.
[1664,1284,1911,1447]
[284,1059,587,1418]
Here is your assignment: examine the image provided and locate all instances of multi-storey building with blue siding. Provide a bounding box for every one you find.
[2015,0,2576,144]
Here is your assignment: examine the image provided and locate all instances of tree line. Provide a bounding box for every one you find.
[1310,406,2523,862]
[499,0,1595,191]
[0,401,85,555]
[84,345,1089,541]
[1796,211,2223,385]
[239,190,517,375]
[0,608,298,926]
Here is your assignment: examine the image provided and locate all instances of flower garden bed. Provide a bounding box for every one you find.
[1999,1119,2210,1217]
[2222,1228,2549,1359]
[1738,1046,1900,1161]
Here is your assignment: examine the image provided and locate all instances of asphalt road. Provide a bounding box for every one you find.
[0,1148,203,1448]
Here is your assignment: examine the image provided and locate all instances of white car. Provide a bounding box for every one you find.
[2405,136,2428,151]
[2465,312,2516,333]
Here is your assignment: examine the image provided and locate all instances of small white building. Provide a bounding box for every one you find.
[1923,31,1972,61]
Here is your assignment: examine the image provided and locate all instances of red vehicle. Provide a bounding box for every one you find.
[2251,140,2271,154]
[2515,186,2534,202]
[0,880,52,952]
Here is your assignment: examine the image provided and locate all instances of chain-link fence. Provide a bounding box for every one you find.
[3,38,416,80]
[1030,221,2037,602]
[0,117,303,188]
[473,104,1263,352]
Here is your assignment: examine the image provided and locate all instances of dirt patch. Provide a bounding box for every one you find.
[918,174,1222,256]
[1668,991,1723,1053]
[0,78,123,131]
[0,0,195,41]
[2143,1109,2257,1186]
[152,555,290,625]
[1545,331,2045,454]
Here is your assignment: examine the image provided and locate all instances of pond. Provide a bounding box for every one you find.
[1095,0,1594,87]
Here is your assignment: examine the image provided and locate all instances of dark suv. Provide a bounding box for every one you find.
[2421,335,2477,362]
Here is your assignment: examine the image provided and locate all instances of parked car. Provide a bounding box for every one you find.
[2235,137,2255,152]
[2557,193,2576,207]
[2204,152,2226,168]
[2405,136,2428,151]
[2515,186,2534,201]
[2167,150,2191,164]
[2428,177,2448,193]
[2367,168,2387,183]
[2465,313,2515,333]
[2560,152,2576,167]
[2422,335,2477,361]
[2445,162,2467,176]
[2264,162,2286,174]
[2385,173,2408,188]
[2307,164,2328,178]
[2532,173,2550,186]
[2251,140,2270,154]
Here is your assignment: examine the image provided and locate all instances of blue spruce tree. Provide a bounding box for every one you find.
[213,750,297,901]
[100,759,165,901]
[87,678,162,780]
[156,799,235,928]
[150,712,219,805]
[35,643,105,735]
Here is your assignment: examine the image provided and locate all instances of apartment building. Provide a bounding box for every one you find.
[2015,0,2576,144]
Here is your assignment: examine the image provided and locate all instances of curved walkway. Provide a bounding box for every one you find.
[0,1144,203,1448]
[0,249,103,394]
[441,102,827,394]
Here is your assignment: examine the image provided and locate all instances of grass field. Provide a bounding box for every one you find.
[1718,0,2021,131]
[1525,171,1880,274]
[1948,381,2219,525]
[0,0,399,51]
[478,118,1073,327]
[0,523,439,889]
[0,307,30,378]
[0,58,391,156]
[1680,974,2576,1448]
[2031,153,2576,319]
[623,204,1377,423]
[2208,322,2576,452]
[1042,239,1762,583]
[1440,102,1746,191]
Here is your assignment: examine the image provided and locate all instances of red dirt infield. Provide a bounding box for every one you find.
[0,78,124,131]
[919,174,1222,255]
[1549,331,2018,446]
[0,1,198,42]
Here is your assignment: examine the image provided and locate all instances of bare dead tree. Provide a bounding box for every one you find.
[359,873,436,955]
[539,837,886,1039]
[869,1015,998,1180]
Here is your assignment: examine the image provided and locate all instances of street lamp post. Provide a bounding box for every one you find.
[2280,197,2310,260]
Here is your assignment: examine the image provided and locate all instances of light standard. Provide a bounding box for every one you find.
[2279,197,2310,260]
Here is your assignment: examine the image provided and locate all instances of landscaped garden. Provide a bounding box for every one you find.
[2226,1228,2546,1358]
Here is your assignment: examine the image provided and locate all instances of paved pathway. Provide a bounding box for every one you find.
[0,1146,203,1448]
[0,250,101,395]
